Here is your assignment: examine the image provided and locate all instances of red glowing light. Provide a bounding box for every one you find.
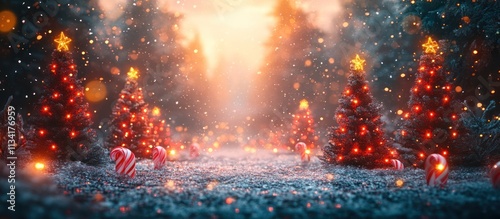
[384,159,389,163]
[367,147,372,151]
[443,97,449,102]
[338,156,343,160]
[429,112,434,117]
[401,130,406,136]
[42,106,49,112]
[39,130,45,136]
[419,153,425,158]
[426,85,431,90]
[70,131,76,137]
[66,114,71,119]
[51,144,56,150]
[426,132,432,138]
[451,115,457,119]
[53,93,59,98]
[354,148,359,153]
[443,151,447,155]
[52,64,57,68]
[346,90,350,94]
[353,99,359,104]
[414,106,420,111]
[452,132,457,137]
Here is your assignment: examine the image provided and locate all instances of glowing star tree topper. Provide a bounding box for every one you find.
[422,37,439,54]
[127,67,139,80]
[350,54,366,75]
[54,32,72,52]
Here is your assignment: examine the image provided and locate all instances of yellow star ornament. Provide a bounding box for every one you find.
[54,32,72,51]
[127,67,139,80]
[351,54,365,72]
[299,99,309,110]
[422,37,439,54]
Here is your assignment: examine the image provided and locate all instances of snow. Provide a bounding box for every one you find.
[2,148,500,218]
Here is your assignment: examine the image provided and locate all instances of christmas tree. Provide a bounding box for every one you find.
[107,67,151,158]
[148,106,171,149]
[289,99,317,149]
[322,55,392,168]
[397,37,460,167]
[28,32,96,161]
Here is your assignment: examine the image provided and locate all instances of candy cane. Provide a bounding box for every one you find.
[190,143,200,159]
[152,146,167,170]
[295,142,310,162]
[390,159,404,170]
[425,154,448,187]
[110,147,136,178]
[490,161,500,189]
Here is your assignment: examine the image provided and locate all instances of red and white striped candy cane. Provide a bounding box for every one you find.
[490,161,500,189]
[425,154,448,187]
[110,147,136,178]
[190,143,200,159]
[152,146,167,170]
[295,142,310,162]
[295,142,306,153]
[390,159,404,170]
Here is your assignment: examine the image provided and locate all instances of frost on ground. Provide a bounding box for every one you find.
[2,148,500,219]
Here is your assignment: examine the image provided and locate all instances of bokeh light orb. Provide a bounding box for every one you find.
[85,80,107,102]
[402,15,421,35]
[0,10,17,33]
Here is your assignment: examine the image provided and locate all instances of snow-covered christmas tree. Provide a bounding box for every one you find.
[397,37,460,167]
[322,55,393,168]
[289,99,317,149]
[148,106,171,149]
[107,67,151,157]
[28,32,97,162]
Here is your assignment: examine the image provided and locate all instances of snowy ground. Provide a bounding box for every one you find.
[2,148,500,218]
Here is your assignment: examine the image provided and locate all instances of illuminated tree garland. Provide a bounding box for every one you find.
[322,54,393,168]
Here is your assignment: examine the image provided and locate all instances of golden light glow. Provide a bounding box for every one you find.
[127,67,139,80]
[395,179,404,187]
[422,37,439,54]
[170,150,176,155]
[299,99,309,110]
[35,162,45,171]
[436,164,445,171]
[54,32,72,51]
[152,107,161,116]
[85,80,107,103]
[351,54,365,71]
[305,149,311,155]
[0,10,17,33]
